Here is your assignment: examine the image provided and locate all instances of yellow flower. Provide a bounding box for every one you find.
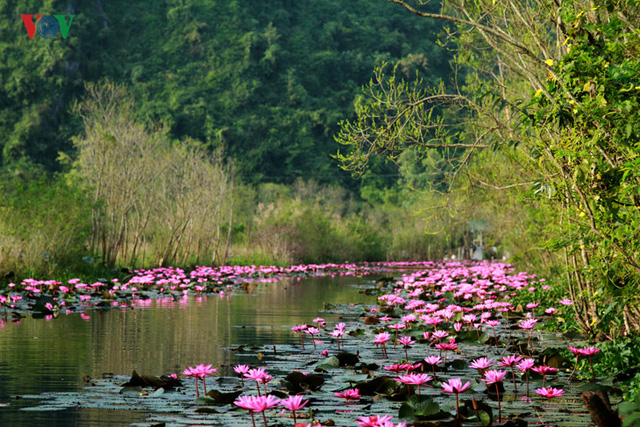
[544,59,554,66]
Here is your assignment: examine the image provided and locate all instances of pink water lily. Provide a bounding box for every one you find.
[482,370,507,422]
[292,324,308,349]
[517,358,535,395]
[388,323,405,347]
[395,373,433,395]
[569,345,600,380]
[498,354,523,393]
[334,388,361,403]
[434,339,457,365]
[441,378,470,419]
[245,368,270,395]
[423,355,442,379]
[182,363,216,397]
[374,332,391,358]
[396,336,416,360]
[485,319,500,345]
[234,364,250,387]
[535,387,565,399]
[247,395,280,427]
[234,395,259,427]
[356,415,404,427]
[531,365,558,387]
[305,326,321,349]
[280,395,309,425]
[469,357,494,373]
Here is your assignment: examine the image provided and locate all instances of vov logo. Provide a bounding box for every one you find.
[21,15,75,39]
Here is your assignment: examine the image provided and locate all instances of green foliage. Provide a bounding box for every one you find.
[335,0,640,337]
[524,0,640,336]
[0,0,451,186]
[590,337,640,400]
[398,395,446,420]
[0,173,92,278]
[619,395,640,427]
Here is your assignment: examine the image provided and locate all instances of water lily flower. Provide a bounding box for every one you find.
[469,357,494,374]
[312,317,325,328]
[498,355,523,393]
[183,364,216,397]
[292,324,308,349]
[434,339,457,365]
[535,387,565,399]
[383,363,417,376]
[569,345,600,380]
[441,378,470,419]
[245,368,270,395]
[234,364,251,387]
[482,370,507,422]
[395,373,433,395]
[374,332,391,358]
[423,355,442,379]
[462,314,477,330]
[518,318,538,352]
[355,415,393,426]
[234,395,259,427]
[280,395,308,425]
[518,318,538,329]
[431,330,449,343]
[193,364,216,394]
[334,388,361,403]
[247,395,281,427]
[531,365,558,387]
[387,323,405,347]
[396,336,415,360]
[305,327,321,349]
[484,319,500,345]
[517,358,535,395]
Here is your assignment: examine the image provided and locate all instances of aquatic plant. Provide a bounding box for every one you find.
[334,388,361,404]
[498,355,523,393]
[373,332,391,358]
[234,364,250,387]
[280,395,309,426]
[517,358,535,396]
[292,324,308,350]
[482,370,507,423]
[441,378,470,419]
[423,355,442,380]
[531,365,558,387]
[396,336,415,361]
[395,373,432,396]
[234,395,258,427]
[182,364,216,397]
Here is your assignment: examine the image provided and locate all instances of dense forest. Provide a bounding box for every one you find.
[0,0,450,182]
[0,0,462,276]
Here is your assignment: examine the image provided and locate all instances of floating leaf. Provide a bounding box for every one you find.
[398,395,447,420]
[284,371,325,393]
[205,389,243,405]
[336,352,360,366]
[121,370,162,388]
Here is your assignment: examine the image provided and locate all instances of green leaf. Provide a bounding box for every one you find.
[399,395,443,420]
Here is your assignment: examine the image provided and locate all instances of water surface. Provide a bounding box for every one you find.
[0,274,376,426]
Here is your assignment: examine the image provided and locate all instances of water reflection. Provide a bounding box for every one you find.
[0,275,375,426]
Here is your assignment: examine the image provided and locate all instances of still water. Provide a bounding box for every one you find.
[0,274,377,426]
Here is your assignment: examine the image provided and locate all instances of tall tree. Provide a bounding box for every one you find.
[337,0,640,336]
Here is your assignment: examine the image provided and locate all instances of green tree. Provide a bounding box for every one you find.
[337,0,640,336]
